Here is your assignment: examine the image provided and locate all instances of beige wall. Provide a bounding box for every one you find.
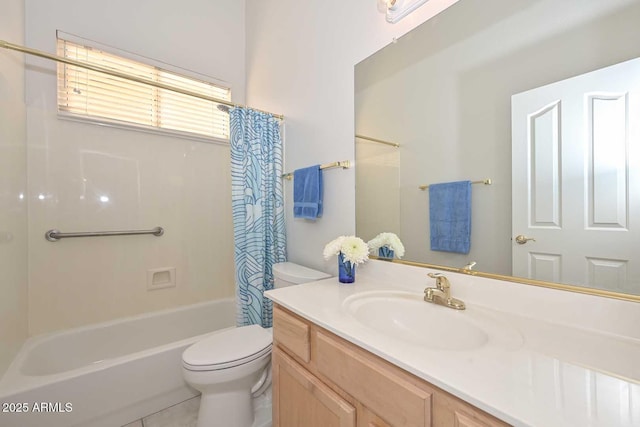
[25,0,245,335]
[355,141,400,244]
[0,0,28,376]
[246,0,458,273]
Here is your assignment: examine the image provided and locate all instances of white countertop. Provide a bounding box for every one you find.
[265,260,640,427]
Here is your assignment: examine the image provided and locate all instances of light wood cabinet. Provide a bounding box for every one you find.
[360,407,392,427]
[316,332,431,427]
[273,345,355,427]
[273,307,311,363]
[273,305,511,427]
[454,411,495,427]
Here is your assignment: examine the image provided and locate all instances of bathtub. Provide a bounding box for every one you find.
[0,298,235,427]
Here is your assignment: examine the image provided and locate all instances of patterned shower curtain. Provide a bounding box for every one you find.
[230,108,287,328]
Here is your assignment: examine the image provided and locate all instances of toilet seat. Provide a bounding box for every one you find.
[183,325,273,372]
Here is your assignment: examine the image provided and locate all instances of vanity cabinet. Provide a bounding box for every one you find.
[272,305,510,427]
[273,348,355,427]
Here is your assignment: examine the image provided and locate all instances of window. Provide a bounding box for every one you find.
[57,38,231,141]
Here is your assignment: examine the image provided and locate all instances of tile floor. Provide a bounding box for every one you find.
[122,396,200,427]
[122,390,272,427]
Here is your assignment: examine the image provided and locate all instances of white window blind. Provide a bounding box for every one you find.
[57,38,231,141]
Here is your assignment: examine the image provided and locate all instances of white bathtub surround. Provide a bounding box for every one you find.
[265,260,640,427]
[0,299,235,427]
[24,0,244,336]
[0,0,28,378]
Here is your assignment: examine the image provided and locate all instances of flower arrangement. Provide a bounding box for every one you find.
[323,235,369,283]
[367,232,405,259]
[323,235,370,264]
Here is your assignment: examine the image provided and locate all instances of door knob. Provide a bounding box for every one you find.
[515,235,536,245]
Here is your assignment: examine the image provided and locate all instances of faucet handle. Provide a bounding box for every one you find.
[463,261,477,271]
[427,272,450,290]
[424,273,464,310]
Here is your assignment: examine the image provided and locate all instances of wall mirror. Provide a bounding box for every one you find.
[355,0,640,299]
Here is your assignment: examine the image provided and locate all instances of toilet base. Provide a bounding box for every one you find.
[252,386,272,427]
[197,390,254,427]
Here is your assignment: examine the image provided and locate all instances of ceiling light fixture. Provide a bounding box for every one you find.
[385,0,429,23]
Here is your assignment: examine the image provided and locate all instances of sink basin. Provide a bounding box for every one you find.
[343,291,522,351]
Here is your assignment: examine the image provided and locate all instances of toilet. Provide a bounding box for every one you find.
[182,262,330,427]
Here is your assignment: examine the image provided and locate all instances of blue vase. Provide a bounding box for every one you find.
[378,246,395,259]
[338,252,355,284]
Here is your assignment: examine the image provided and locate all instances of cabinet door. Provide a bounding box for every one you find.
[454,411,505,427]
[360,407,392,427]
[273,346,356,427]
[316,332,432,427]
[433,392,511,427]
[273,306,311,363]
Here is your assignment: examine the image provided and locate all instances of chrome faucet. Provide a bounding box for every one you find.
[424,273,465,310]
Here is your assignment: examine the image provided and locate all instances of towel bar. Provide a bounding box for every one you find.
[282,160,351,180]
[355,134,400,148]
[419,178,492,191]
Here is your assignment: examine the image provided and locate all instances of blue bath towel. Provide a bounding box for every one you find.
[429,180,471,254]
[293,165,323,219]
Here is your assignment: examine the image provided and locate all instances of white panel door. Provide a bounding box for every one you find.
[512,58,640,293]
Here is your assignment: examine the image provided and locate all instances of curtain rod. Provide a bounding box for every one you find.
[355,134,399,148]
[282,160,351,180]
[0,39,284,120]
[419,179,492,191]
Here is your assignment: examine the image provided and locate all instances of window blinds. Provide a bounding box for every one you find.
[57,38,231,141]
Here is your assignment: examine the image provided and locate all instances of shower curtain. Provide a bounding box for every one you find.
[230,108,286,328]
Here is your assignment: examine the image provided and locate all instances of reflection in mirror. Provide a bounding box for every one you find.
[355,0,640,296]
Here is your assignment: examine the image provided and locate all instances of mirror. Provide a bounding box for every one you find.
[355,0,640,298]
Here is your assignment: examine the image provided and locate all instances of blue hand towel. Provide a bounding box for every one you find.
[293,165,323,219]
[429,180,471,254]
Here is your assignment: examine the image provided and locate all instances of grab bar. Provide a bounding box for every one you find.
[45,227,164,242]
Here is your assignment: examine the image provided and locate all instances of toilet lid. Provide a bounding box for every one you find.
[182,325,273,371]
[273,262,331,284]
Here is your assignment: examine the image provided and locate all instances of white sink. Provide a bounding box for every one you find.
[343,291,523,351]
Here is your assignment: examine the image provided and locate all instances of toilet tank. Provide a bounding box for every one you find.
[272,262,331,288]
